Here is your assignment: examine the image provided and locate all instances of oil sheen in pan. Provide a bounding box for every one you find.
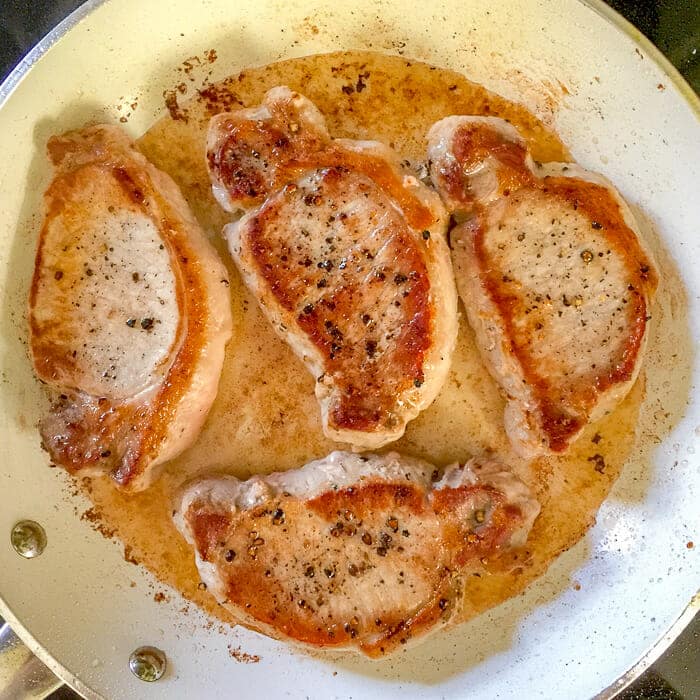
[81,51,647,632]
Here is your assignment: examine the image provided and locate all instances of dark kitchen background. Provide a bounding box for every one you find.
[0,1,697,699]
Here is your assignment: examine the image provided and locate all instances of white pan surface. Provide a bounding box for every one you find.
[0,1,698,698]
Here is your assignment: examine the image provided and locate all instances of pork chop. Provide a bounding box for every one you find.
[29,125,232,491]
[174,450,539,656]
[427,116,658,456]
[206,87,457,449]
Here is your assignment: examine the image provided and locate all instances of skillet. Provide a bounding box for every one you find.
[0,1,698,697]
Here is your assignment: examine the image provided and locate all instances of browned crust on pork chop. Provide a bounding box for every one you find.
[241,167,433,432]
[29,125,232,490]
[428,117,658,455]
[174,451,539,656]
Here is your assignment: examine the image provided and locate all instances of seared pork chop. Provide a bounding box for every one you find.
[207,87,457,449]
[427,116,658,456]
[174,450,539,656]
[29,125,232,491]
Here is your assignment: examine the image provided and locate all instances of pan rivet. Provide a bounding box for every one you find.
[10,520,47,558]
[129,646,166,682]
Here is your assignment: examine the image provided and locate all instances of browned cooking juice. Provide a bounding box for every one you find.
[83,52,644,629]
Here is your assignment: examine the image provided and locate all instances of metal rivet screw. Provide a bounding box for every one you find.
[129,646,166,682]
[11,520,47,558]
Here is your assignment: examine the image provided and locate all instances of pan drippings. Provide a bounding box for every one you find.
[81,51,645,631]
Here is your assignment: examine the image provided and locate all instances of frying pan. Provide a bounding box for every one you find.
[0,0,698,698]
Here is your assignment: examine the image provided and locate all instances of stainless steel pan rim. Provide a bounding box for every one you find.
[0,600,94,699]
[0,0,697,697]
[596,593,699,699]
[581,0,699,116]
[0,0,106,106]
